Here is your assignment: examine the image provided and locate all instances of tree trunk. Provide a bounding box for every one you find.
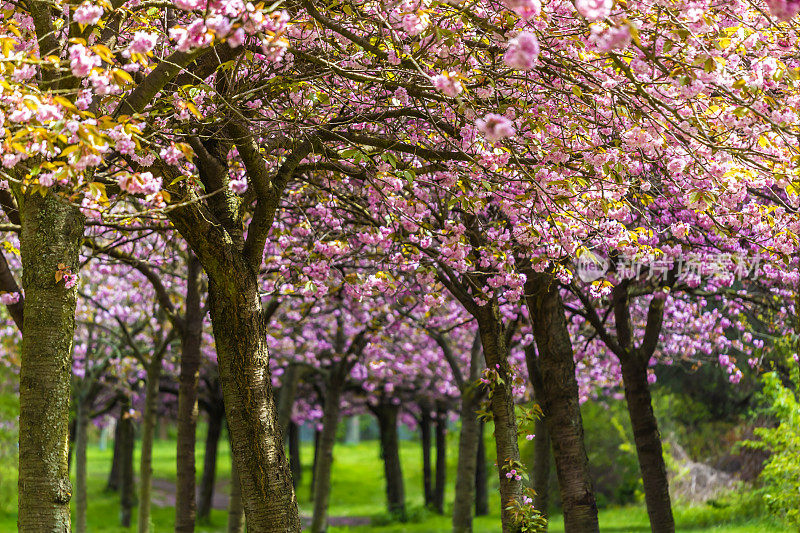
[138,357,164,533]
[310,429,321,502]
[420,407,434,507]
[17,192,84,532]
[376,402,406,520]
[532,415,551,521]
[288,421,302,490]
[524,343,551,521]
[206,269,300,531]
[107,416,122,492]
[475,421,489,517]
[227,460,245,533]
[119,397,136,528]
[525,275,599,532]
[277,364,302,435]
[176,253,204,533]
[198,405,224,523]
[452,388,480,533]
[620,353,675,533]
[474,301,523,533]
[75,398,89,533]
[434,404,447,514]
[310,370,345,533]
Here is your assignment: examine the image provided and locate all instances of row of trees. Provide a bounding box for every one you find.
[1,0,799,531]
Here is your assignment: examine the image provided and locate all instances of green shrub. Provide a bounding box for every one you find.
[741,366,800,528]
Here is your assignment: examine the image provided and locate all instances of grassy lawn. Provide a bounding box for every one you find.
[0,423,788,532]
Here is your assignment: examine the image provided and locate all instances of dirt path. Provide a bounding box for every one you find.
[149,478,372,527]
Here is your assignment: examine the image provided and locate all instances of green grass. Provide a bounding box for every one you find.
[0,424,789,532]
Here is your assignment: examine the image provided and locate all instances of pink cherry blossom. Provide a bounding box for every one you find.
[575,0,612,21]
[503,0,541,19]
[504,32,540,71]
[476,114,516,142]
[432,73,463,97]
[73,2,103,25]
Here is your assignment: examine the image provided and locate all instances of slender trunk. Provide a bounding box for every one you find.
[434,405,447,514]
[138,357,164,533]
[525,275,599,532]
[524,343,551,521]
[376,402,406,520]
[107,416,122,492]
[620,353,675,533]
[119,397,136,528]
[475,421,488,517]
[310,429,321,502]
[206,269,300,531]
[227,460,245,533]
[198,405,224,523]
[532,415,551,520]
[176,253,203,533]
[288,421,302,490]
[310,371,345,533]
[474,301,523,533]
[420,407,434,507]
[277,364,302,435]
[75,398,89,533]
[452,389,480,533]
[17,192,83,532]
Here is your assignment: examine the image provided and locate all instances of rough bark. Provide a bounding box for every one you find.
[620,353,675,533]
[227,460,245,533]
[612,282,675,533]
[524,344,551,520]
[452,388,481,533]
[475,421,489,517]
[474,300,524,533]
[375,402,406,520]
[167,175,301,531]
[310,368,345,533]
[138,356,165,533]
[524,275,599,532]
[288,421,302,490]
[17,191,83,533]
[434,404,447,514]
[75,400,89,533]
[420,407,434,507]
[205,271,300,531]
[176,253,204,533]
[119,397,136,528]
[197,404,224,523]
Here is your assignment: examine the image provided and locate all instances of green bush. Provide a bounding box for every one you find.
[741,365,800,528]
[0,366,18,516]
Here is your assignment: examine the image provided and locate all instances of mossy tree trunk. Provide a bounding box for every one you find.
[474,422,489,517]
[524,274,599,532]
[17,191,84,533]
[176,253,204,533]
[434,403,447,514]
[119,396,136,527]
[197,402,224,523]
[420,405,434,507]
[375,401,406,520]
[310,365,346,533]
